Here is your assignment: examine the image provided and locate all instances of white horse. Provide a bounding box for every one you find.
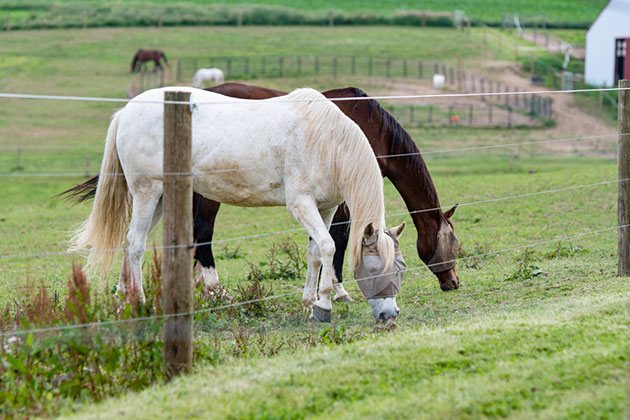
[192,68,225,88]
[70,87,402,322]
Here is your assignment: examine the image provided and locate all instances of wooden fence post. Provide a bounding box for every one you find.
[163,91,194,379]
[619,80,630,276]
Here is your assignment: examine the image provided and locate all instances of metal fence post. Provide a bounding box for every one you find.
[619,79,630,275]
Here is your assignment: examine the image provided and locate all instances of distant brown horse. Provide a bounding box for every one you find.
[62,83,461,299]
[131,49,168,73]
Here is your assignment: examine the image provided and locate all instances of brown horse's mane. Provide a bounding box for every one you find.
[341,87,440,207]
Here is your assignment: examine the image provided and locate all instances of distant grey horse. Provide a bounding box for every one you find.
[192,68,225,88]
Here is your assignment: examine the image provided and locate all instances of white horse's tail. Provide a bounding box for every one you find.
[69,111,131,274]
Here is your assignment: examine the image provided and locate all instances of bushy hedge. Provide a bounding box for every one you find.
[0,3,458,30]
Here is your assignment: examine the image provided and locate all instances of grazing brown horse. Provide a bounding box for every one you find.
[62,83,460,299]
[130,49,168,73]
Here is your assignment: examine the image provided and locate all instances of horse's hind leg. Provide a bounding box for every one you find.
[118,188,162,305]
[329,203,353,302]
[192,195,224,294]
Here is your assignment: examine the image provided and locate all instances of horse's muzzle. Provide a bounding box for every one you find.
[437,268,459,291]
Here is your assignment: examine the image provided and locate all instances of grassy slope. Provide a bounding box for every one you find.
[0,0,608,25]
[66,288,629,418]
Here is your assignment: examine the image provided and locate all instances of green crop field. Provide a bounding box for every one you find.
[0,25,628,418]
[0,0,607,29]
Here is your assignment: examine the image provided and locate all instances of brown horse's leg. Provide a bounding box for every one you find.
[192,194,222,291]
[329,203,353,302]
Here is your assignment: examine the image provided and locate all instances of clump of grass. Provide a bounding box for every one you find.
[505,249,545,282]
[544,242,588,259]
[458,242,493,269]
[216,245,243,260]
[259,239,306,281]
[235,263,272,318]
[319,325,362,346]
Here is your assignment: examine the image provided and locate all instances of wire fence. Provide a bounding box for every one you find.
[0,85,626,339]
[165,55,555,123]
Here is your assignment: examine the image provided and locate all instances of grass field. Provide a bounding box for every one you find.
[0,0,608,27]
[0,25,628,417]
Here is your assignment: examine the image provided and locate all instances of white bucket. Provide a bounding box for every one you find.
[432,74,445,89]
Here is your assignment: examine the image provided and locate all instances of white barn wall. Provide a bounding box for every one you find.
[585,0,630,86]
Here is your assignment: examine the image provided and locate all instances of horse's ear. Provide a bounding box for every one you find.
[444,204,458,219]
[389,222,406,239]
[363,223,375,239]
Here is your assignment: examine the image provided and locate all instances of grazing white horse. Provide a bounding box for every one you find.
[192,68,225,88]
[70,87,400,321]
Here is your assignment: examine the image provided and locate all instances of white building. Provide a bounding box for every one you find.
[585,0,630,86]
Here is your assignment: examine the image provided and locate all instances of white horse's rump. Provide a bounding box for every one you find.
[192,68,225,88]
[70,87,395,320]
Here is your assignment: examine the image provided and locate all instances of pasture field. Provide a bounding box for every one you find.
[0,0,608,27]
[0,26,628,417]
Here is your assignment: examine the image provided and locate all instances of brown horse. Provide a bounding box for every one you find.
[62,83,460,297]
[131,49,168,73]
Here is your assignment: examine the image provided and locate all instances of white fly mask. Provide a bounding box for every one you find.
[354,223,406,322]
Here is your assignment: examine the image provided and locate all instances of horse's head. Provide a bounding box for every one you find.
[428,205,460,291]
[355,222,406,323]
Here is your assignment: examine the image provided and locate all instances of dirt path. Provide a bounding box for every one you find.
[485,62,616,156]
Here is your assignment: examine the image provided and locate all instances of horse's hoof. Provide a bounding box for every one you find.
[333,293,353,303]
[312,304,332,323]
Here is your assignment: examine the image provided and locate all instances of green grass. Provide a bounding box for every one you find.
[0,0,607,28]
[64,290,628,418]
[0,25,626,417]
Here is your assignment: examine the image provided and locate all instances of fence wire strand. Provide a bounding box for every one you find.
[0,177,626,261]
[0,86,629,106]
[2,222,627,339]
[0,133,622,179]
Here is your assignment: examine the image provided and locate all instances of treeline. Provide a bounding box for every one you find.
[0,2,591,30]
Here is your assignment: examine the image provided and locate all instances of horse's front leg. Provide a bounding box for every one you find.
[289,199,337,322]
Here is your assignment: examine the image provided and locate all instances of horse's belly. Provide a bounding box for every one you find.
[192,169,286,207]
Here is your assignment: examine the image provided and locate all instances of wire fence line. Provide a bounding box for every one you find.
[1,87,625,337]
[0,132,620,166]
[1,177,626,262]
[2,222,627,339]
[1,86,629,105]
[0,133,621,179]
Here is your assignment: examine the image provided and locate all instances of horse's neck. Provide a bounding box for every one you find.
[328,91,443,262]
[370,108,443,263]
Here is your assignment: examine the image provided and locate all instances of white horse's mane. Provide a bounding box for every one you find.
[285,88,394,271]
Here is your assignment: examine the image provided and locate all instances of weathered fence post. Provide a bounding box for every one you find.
[619,80,630,276]
[163,91,194,380]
